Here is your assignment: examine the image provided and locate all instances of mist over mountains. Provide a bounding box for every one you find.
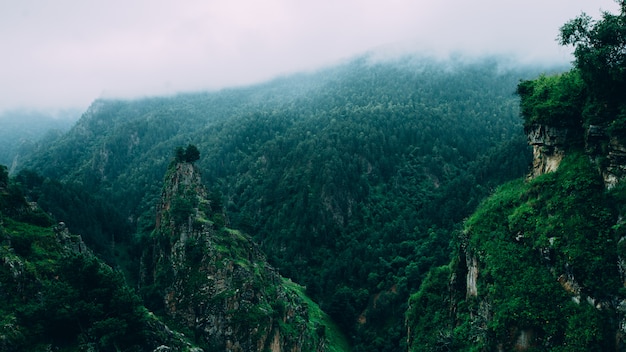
[0,109,80,169]
[2,53,569,350]
[2,0,626,349]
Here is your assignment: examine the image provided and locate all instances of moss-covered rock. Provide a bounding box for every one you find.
[141,159,343,351]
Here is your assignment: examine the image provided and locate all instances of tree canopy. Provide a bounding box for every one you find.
[174,144,200,163]
[516,70,585,129]
[409,3,626,350]
[0,164,7,188]
[559,0,626,127]
[16,55,561,350]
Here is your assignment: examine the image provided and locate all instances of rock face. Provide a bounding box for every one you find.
[528,123,626,188]
[465,255,478,298]
[408,123,626,351]
[526,124,569,178]
[586,124,626,188]
[142,161,325,351]
[605,138,626,188]
[54,221,91,255]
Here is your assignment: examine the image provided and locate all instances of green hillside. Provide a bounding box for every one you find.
[1,160,346,351]
[16,55,564,349]
[0,109,79,168]
[408,3,626,350]
[0,165,201,351]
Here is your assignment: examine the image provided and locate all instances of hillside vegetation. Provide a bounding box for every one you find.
[0,165,201,351]
[16,54,563,349]
[0,109,79,168]
[1,158,346,351]
[408,2,626,350]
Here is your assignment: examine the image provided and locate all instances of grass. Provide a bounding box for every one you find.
[282,278,352,352]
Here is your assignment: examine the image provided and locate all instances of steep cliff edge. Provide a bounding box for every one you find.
[407,5,626,348]
[526,124,569,179]
[0,168,201,351]
[408,149,626,351]
[527,122,626,188]
[407,124,626,351]
[141,159,336,351]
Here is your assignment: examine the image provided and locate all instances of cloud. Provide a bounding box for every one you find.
[0,0,620,112]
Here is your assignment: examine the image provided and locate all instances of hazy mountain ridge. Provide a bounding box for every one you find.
[12,54,566,350]
[0,109,80,171]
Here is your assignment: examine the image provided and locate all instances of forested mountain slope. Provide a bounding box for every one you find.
[408,3,626,350]
[0,165,202,351]
[18,54,564,350]
[0,109,78,170]
[1,159,345,351]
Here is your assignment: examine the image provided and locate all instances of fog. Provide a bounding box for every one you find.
[0,0,619,113]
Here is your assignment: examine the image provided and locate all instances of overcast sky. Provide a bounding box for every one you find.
[0,0,620,113]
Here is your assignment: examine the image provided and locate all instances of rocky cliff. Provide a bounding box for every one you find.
[408,123,626,351]
[526,124,569,179]
[528,123,626,188]
[141,161,328,351]
[0,190,201,351]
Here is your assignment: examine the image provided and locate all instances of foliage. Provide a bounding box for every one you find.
[0,164,7,188]
[0,211,196,351]
[406,265,455,351]
[559,0,626,127]
[0,167,54,227]
[17,55,563,349]
[0,109,78,167]
[283,278,352,352]
[174,144,201,163]
[409,152,623,351]
[10,168,131,264]
[170,195,195,225]
[516,70,585,129]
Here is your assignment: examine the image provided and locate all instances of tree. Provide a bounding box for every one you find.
[184,144,200,163]
[174,146,185,163]
[559,0,626,125]
[0,164,8,187]
[516,71,585,128]
[173,144,200,163]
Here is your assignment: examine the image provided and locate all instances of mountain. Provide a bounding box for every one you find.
[0,165,202,351]
[407,5,626,350]
[14,54,565,349]
[139,152,344,351]
[0,109,80,171]
[0,159,346,351]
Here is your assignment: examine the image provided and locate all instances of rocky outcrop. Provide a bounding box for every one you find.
[603,137,626,189]
[54,221,91,255]
[438,123,626,351]
[586,124,626,188]
[529,123,626,188]
[142,161,325,351]
[526,124,569,178]
[465,255,478,298]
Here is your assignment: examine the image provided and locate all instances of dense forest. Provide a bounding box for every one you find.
[5,0,626,347]
[9,54,566,350]
[0,165,199,350]
[0,109,79,169]
[408,2,626,350]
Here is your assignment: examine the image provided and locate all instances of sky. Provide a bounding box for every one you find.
[0,0,620,113]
